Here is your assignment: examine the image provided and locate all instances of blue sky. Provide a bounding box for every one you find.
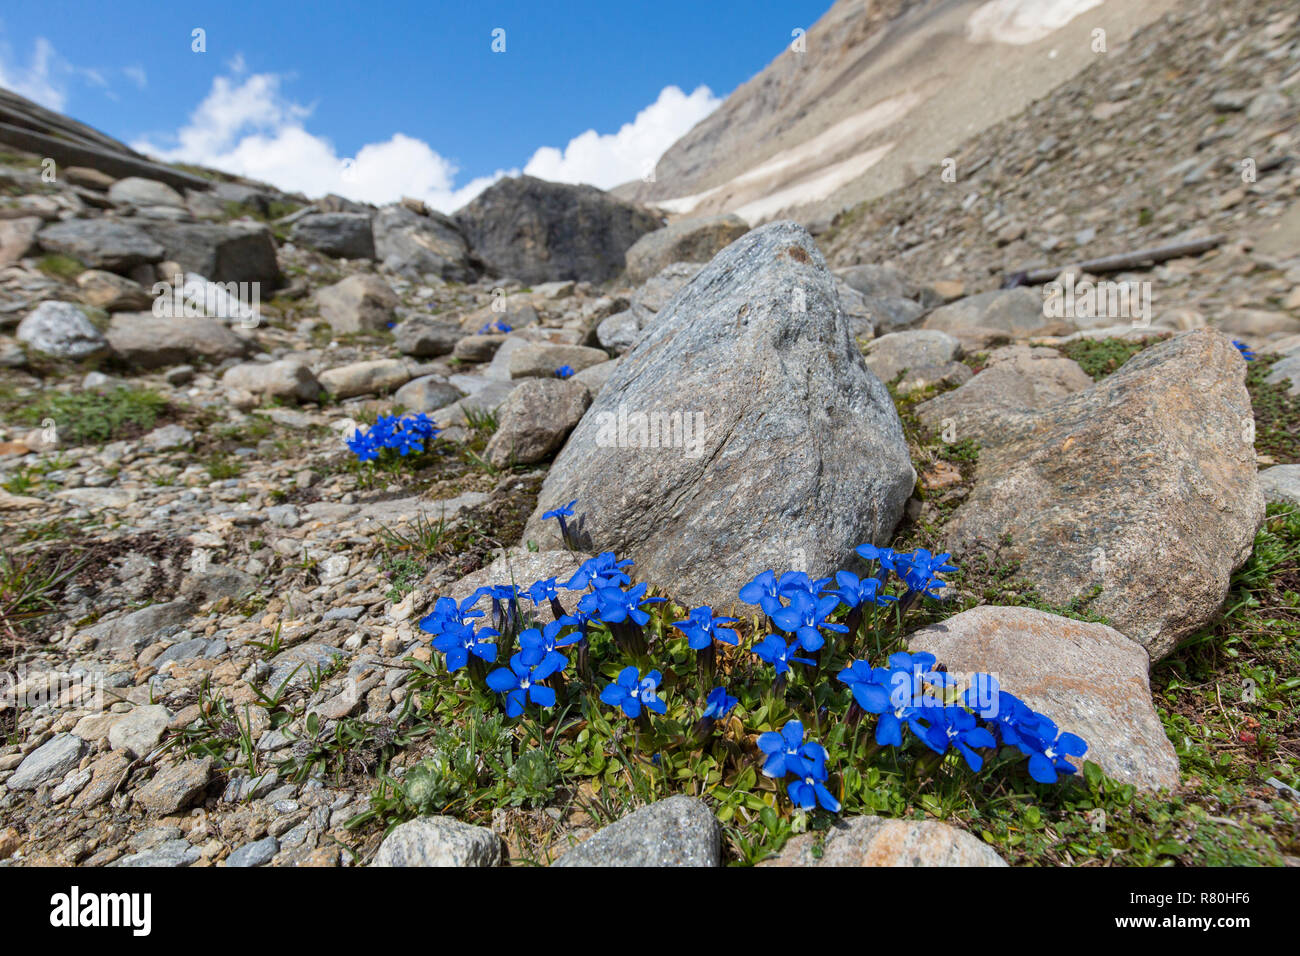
[0,0,831,210]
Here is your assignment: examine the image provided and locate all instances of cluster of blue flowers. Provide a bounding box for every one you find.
[1232,339,1256,362]
[346,413,440,462]
[760,720,840,812]
[837,652,1083,782]
[478,319,512,334]
[555,365,575,379]
[417,502,1089,813]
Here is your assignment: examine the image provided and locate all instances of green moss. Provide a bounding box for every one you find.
[1247,355,1300,464]
[1057,337,1149,380]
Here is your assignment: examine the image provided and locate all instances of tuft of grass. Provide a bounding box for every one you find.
[0,545,83,645]
[1247,355,1300,464]
[1057,337,1149,380]
[35,254,86,281]
[9,386,168,446]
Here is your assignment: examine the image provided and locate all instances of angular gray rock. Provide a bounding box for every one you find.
[923,287,1069,337]
[289,212,375,259]
[222,360,322,403]
[318,359,411,398]
[508,343,609,379]
[552,796,720,866]
[107,177,185,208]
[394,315,461,357]
[7,733,88,791]
[525,221,915,609]
[1259,465,1300,506]
[863,329,962,383]
[75,269,153,311]
[835,263,918,300]
[914,345,1093,445]
[315,274,399,333]
[84,600,193,653]
[16,301,108,359]
[943,330,1263,658]
[136,757,213,815]
[106,313,250,369]
[485,378,591,467]
[455,175,660,283]
[371,816,501,867]
[373,204,478,281]
[135,221,282,287]
[107,704,172,759]
[623,213,749,282]
[226,836,279,867]
[37,218,165,271]
[909,606,1180,791]
[394,375,463,412]
[0,216,42,266]
[761,815,1006,867]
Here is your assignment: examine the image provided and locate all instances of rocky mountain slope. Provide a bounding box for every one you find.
[619,0,1178,224]
[0,0,1296,870]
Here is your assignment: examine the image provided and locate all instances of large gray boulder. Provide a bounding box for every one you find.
[944,330,1263,658]
[135,221,282,288]
[107,177,185,208]
[923,287,1068,338]
[393,315,461,357]
[373,204,478,281]
[315,274,398,333]
[37,218,165,271]
[623,213,748,282]
[288,212,375,259]
[524,221,915,610]
[105,313,250,368]
[16,301,108,359]
[454,175,660,284]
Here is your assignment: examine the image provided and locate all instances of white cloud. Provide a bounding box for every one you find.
[134,71,720,212]
[523,84,720,189]
[133,69,511,213]
[0,37,67,110]
[124,65,147,90]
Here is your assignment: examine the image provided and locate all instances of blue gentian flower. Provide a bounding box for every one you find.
[770,590,847,651]
[485,652,563,717]
[542,499,577,522]
[738,569,784,616]
[555,365,575,378]
[751,635,814,675]
[346,429,380,462]
[786,741,841,813]
[1016,714,1088,783]
[836,659,894,713]
[671,606,740,650]
[418,595,485,637]
[525,577,560,607]
[856,543,905,577]
[702,686,738,720]
[830,570,897,609]
[565,551,634,590]
[1232,340,1255,361]
[896,549,958,599]
[757,719,807,778]
[589,582,665,626]
[920,705,998,771]
[517,618,582,669]
[599,666,666,718]
[431,623,498,672]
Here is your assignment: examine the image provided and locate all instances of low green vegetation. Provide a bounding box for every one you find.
[8,386,168,445]
[1057,337,1150,380]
